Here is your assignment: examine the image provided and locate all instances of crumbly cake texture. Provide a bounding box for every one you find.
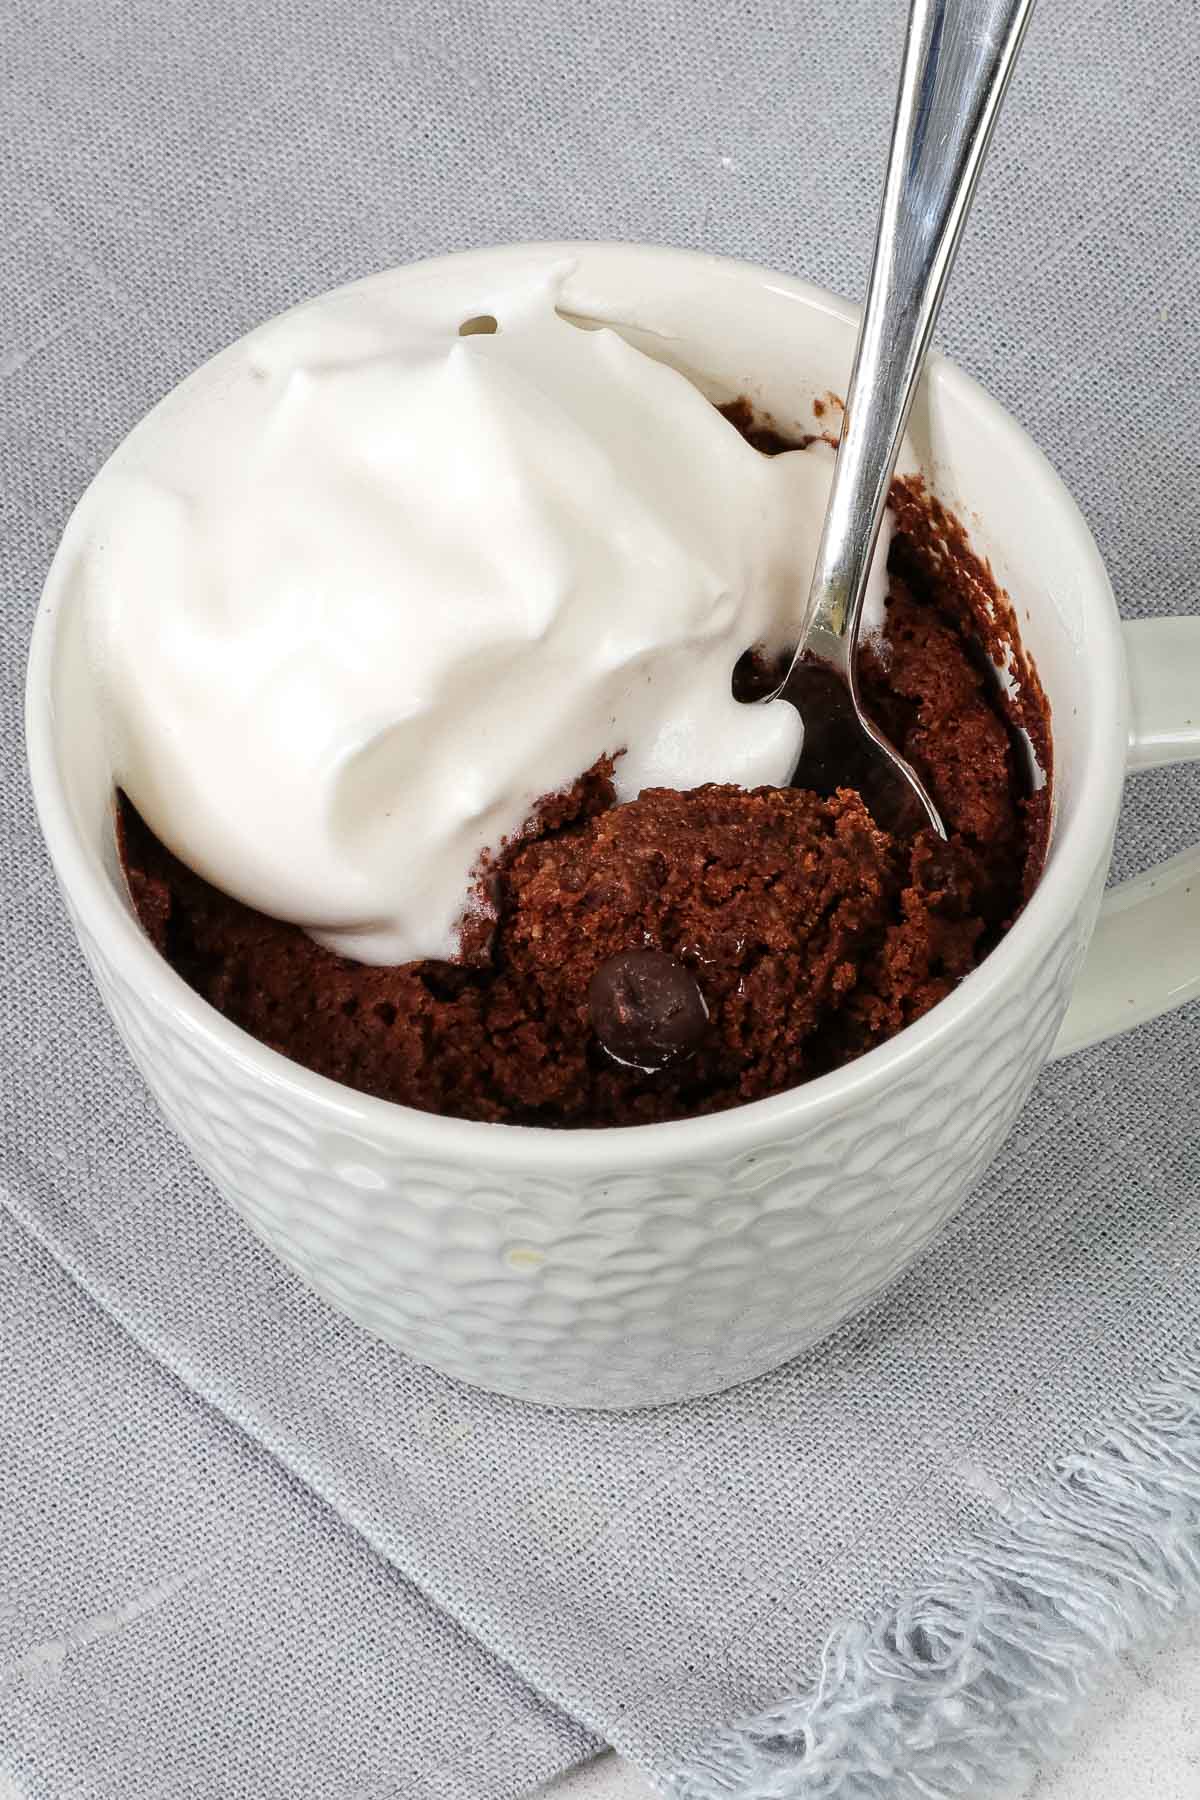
[117,409,1051,1127]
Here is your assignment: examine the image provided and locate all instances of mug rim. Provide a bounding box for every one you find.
[25,238,1127,1173]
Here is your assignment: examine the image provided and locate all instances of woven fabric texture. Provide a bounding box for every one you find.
[2,1,1198,1797]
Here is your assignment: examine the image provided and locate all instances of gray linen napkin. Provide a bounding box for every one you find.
[3,2,1199,1797]
[0,1214,595,1800]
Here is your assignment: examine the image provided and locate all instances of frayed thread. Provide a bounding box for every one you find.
[670,1354,1200,1799]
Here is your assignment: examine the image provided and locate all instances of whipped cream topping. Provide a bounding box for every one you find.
[84,269,891,964]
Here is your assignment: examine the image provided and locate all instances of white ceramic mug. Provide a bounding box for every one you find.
[26,243,1200,1409]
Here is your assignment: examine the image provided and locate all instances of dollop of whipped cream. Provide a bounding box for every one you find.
[86,269,891,964]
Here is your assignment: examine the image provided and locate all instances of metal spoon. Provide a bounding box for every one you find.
[771,0,1036,838]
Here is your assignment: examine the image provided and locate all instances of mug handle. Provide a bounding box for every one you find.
[1053,617,1200,1058]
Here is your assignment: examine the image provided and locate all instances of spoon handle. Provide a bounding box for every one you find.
[795,0,1036,680]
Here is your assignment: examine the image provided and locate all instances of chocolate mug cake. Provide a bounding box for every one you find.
[90,271,1048,1127]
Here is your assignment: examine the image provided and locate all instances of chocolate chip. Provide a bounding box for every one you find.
[419,960,475,1002]
[913,836,980,919]
[917,839,964,897]
[588,949,709,1073]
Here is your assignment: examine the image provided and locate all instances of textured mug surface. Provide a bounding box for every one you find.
[27,243,1127,1408]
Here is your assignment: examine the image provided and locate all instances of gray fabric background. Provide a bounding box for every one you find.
[2,1,1198,1796]
[0,1214,593,1800]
